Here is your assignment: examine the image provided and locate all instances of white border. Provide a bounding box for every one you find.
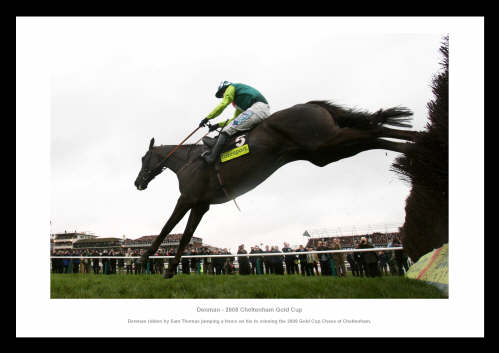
[16,17,484,338]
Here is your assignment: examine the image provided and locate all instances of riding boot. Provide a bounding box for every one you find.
[202,133,229,164]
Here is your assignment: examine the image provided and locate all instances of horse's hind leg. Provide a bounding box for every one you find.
[372,138,414,154]
[138,196,192,264]
[163,202,210,279]
[309,138,413,167]
[343,138,413,155]
[377,127,419,142]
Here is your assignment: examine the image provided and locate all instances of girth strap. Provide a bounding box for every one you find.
[214,164,241,212]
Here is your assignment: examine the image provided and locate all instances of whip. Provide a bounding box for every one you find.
[164,126,202,161]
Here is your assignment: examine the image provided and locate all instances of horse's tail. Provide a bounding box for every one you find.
[372,107,413,128]
[306,100,413,130]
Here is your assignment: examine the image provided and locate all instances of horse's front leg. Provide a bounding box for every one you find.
[138,196,192,265]
[164,203,210,279]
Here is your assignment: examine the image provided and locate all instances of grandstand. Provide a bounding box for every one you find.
[51,231,98,251]
[122,234,203,249]
[51,232,205,252]
[303,223,402,249]
[73,237,122,249]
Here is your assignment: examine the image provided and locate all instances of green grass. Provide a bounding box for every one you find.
[50,273,447,299]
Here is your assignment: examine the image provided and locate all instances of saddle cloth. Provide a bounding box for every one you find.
[202,130,250,154]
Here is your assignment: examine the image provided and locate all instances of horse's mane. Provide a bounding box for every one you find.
[306,100,412,129]
[158,143,204,148]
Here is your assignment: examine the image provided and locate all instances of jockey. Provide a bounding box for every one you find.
[199,81,270,164]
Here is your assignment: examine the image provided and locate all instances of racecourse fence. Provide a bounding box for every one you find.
[50,247,404,260]
[50,247,406,274]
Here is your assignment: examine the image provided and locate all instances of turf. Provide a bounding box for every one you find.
[50,273,447,299]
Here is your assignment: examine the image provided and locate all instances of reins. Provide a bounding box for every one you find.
[153,128,209,175]
[164,126,202,161]
[168,122,220,173]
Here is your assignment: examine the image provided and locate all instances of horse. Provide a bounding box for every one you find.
[134,100,417,278]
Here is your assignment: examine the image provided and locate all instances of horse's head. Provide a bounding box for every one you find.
[134,137,165,191]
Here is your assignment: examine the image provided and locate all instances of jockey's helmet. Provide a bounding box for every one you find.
[215,81,232,98]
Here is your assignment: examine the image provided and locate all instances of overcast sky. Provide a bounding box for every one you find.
[44,18,448,252]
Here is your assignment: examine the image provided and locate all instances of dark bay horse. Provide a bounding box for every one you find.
[134,100,417,278]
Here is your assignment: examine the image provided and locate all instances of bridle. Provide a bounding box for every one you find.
[138,151,167,186]
[138,122,223,185]
[141,143,200,184]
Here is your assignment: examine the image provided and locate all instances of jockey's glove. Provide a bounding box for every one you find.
[199,118,209,127]
[208,123,220,132]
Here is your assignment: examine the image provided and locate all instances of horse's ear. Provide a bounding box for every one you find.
[149,138,155,150]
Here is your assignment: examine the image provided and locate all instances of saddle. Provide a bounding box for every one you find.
[201,136,217,148]
[202,130,250,155]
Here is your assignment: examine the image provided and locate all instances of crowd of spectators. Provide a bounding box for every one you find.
[307,232,399,249]
[50,246,236,275]
[51,235,411,277]
[235,236,411,277]
[51,248,172,275]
